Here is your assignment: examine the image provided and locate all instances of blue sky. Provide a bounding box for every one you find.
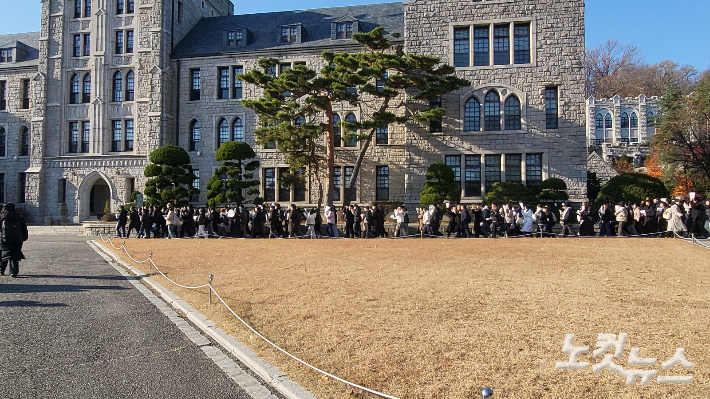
[1,0,708,70]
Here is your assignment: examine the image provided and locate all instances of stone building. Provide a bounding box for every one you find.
[586,94,659,165]
[0,0,587,223]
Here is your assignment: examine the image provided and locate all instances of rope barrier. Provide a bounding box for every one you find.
[97,234,402,399]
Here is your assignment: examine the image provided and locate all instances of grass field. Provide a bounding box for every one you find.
[98,238,710,399]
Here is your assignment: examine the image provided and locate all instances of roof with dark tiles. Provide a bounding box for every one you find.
[172,2,404,58]
[0,31,40,68]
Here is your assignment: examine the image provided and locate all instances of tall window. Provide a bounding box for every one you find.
[189,120,200,151]
[233,66,243,99]
[112,120,122,152]
[344,113,357,147]
[595,113,604,129]
[126,30,133,53]
[112,71,123,102]
[484,154,501,192]
[630,112,639,142]
[21,79,30,109]
[504,95,521,130]
[621,112,629,128]
[83,34,91,56]
[513,23,530,64]
[0,127,5,157]
[454,27,470,67]
[505,154,522,183]
[125,70,134,101]
[376,166,389,201]
[264,168,276,202]
[70,74,80,104]
[344,166,356,202]
[445,155,461,183]
[126,0,134,14]
[75,0,82,18]
[82,73,91,103]
[473,26,489,66]
[82,121,90,153]
[84,0,91,17]
[333,167,341,202]
[545,87,558,129]
[232,118,244,142]
[647,111,656,127]
[484,91,500,131]
[430,96,443,133]
[190,69,200,101]
[190,169,200,202]
[19,127,29,156]
[464,155,482,197]
[218,67,229,99]
[125,120,134,151]
[115,31,124,54]
[18,173,25,203]
[376,126,389,145]
[217,119,229,148]
[333,114,341,147]
[68,122,79,153]
[465,97,481,132]
[117,0,124,14]
[73,35,81,57]
[493,25,509,65]
[525,153,543,194]
[0,81,5,110]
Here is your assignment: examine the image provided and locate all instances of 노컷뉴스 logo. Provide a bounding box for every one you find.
[555,333,694,385]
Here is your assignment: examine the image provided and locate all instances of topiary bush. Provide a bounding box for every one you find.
[419,162,460,207]
[595,172,670,207]
[539,177,569,202]
[484,182,539,206]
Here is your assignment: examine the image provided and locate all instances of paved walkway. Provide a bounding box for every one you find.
[0,236,277,399]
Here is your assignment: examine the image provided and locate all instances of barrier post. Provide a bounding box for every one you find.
[148,252,153,272]
[208,274,214,305]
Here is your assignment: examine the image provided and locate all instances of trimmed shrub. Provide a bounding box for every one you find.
[595,172,670,206]
[484,182,539,206]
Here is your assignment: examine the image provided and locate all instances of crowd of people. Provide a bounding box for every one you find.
[113,196,710,240]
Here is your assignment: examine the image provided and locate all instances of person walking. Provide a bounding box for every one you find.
[325,205,337,237]
[0,203,29,278]
[353,204,362,238]
[615,203,628,237]
[165,205,178,239]
[196,208,209,238]
[560,203,576,237]
[126,206,141,238]
[116,205,128,238]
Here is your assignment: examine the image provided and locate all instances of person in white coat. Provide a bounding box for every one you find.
[666,199,687,236]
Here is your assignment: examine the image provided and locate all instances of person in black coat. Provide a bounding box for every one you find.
[239,205,251,238]
[489,204,501,238]
[375,206,385,237]
[115,205,128,238]
[446,206,458,238]
[209,208,221,237]
[150,206,163,238]
[353,205,362,238]
[252,206,264,238]
[343,206,355,238]
[126,207,141,238]
[0,203,29,278]
[270,205,282,238]
[365,207,375,238]
[182,206,195,237]
[138,207,152,238]
[642,200,657,235]
[458,205,472,238]
[471,205,483,238]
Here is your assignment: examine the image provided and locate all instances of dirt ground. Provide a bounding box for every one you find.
[98,237,710,399]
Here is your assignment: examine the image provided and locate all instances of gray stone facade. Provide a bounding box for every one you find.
[0,0,588,223]
[586,94,659,165]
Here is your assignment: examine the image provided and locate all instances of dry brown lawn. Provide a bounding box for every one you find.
[97,238,710,399]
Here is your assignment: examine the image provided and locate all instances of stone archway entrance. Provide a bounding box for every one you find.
[77,172,116,222]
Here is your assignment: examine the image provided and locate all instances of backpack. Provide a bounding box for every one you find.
[2,219,27,245]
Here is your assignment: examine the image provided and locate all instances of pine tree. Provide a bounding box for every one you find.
[144,145,198,207]
[207,141,261,206]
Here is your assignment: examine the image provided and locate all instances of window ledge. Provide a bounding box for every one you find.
[460,129,526,135]
[456,63,534,71]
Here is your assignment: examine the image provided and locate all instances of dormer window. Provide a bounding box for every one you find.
[227,31,242,47]
[278,24,303,44]
[0,49,12,63]
[331,18,359,40]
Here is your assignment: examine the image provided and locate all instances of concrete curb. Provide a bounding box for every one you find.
[89,240,318,399]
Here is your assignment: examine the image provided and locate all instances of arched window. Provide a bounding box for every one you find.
[484,91,501,131]
[0,127,5,157]
[595,113,604,129]
[190,120,200,151]
[82,73,91,103]
[232,118,244,142]
[344,113,357,147]
[504,95,521,130]
[112,71,123,102]
[630,112,638,128]
[125,70,134,101]
[70,74,80,104]
[630,112,639,143]
[604,113,612,129]
[217,119,229,148]
[647,111,656,127]
[464,97,481,132]
[620,112,629,128]
[333,114,341,147]
[20,127,29,156]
